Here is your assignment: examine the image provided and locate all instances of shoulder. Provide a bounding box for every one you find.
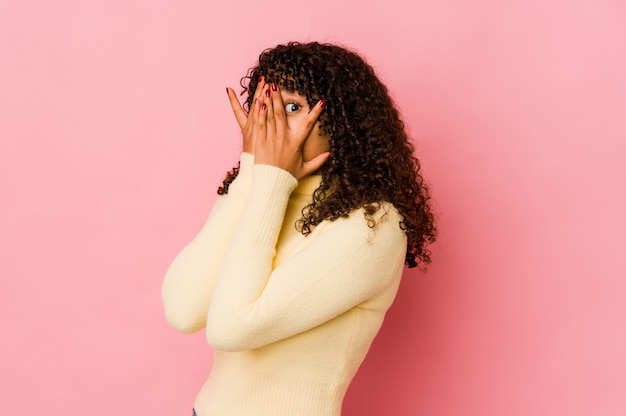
[360,202,406,246]
[364,201,403,225]
[314,201,406,248]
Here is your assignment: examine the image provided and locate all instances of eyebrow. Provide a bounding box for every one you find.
[280,91,307,103]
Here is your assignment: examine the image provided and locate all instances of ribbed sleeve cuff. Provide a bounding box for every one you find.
[239,152,254,172]
[223,152,254,196]
[241,164,298,247]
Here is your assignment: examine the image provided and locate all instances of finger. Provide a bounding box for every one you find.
[249,76,266,123]
[300,151,331,178]
[246,97,260,135]
[264,85,276,134]
[226,87,247,130]
[252,75,266,103]
[269,83,287,137]
[256,96,268,141]
[298,99,326,140]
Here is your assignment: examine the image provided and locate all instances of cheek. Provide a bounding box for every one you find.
[302,123,331,161]
[285,114,303,130]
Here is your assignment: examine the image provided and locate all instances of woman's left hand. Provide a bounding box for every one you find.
[254,84,330,180]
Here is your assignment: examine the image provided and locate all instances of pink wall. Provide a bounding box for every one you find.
[2,0,625,414]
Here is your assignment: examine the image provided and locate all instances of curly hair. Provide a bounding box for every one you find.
[218,41,436,268]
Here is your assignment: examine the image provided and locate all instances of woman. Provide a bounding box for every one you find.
[162,41,436,416]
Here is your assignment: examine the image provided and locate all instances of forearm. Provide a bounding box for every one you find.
[161,153,254,333]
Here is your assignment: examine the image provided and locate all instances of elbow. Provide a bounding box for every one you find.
[205,316,261,352]
[163,302,205,334]
[205,336,245,352]
[205,323,245,352]
[161,283,207,334]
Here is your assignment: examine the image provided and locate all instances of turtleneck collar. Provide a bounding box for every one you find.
[293,174,322,196]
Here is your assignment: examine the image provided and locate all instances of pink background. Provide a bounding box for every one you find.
[2,0,625,414]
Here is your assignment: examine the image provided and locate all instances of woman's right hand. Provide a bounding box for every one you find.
[226,76,267,155]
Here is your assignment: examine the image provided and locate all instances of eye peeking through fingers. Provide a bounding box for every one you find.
[284,103,301,113]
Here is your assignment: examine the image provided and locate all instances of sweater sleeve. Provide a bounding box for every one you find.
[205,164,407,352]
[162,153,254,333]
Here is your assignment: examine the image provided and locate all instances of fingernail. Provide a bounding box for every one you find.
[271,83,277,91]
[258,75,264,83]
[225,87,229,94]
[320,99,326,108]
[261,103,267,110]
[265,89,270,97]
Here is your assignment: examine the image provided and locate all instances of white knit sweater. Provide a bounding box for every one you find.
[162,153,407,416]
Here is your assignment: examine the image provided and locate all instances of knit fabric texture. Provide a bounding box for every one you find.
[162,153,407,416]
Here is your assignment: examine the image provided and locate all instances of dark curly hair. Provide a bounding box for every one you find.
[218,41,436,268]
